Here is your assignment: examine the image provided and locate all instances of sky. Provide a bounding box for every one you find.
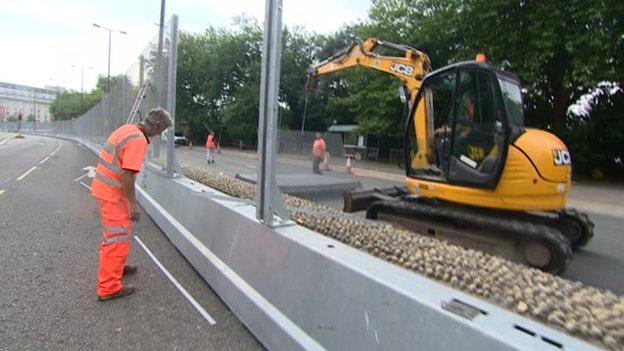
[0,0,371,92]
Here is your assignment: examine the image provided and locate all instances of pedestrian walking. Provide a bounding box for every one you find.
[205,131,217,164]
[91,108,172,301]
[311,132,326,175]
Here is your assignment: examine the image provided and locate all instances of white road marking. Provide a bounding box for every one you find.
[17,166,37,181]
[0,190,5,197]
[0,138,9,146]
[39,156,50,164]
[75,165,96,182]
[134,235,217,326]
[79,181,91,190]
[82,165,96,177]
[50,141,62,156]
[74,173,88,182]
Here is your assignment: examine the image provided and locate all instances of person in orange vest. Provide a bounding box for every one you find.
[205,131,217,164]
[91,108,172,301]
[311,132,326,175]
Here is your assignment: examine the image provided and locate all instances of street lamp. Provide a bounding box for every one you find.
[71,65,94,111]
[92,23,127,92]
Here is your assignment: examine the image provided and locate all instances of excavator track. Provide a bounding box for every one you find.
[367,199,573,274]
[557,208,594,250]
[494,207,594,252]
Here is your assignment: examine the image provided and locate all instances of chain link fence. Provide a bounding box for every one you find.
[1,16,179,174]
[277,130,343,157]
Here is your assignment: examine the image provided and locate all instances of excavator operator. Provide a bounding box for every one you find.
[433,92,483,167]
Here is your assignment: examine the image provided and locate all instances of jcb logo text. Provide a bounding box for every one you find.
[553,149,571,166]
[390,62,414,76]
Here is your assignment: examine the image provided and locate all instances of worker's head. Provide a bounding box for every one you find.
[462,93,475,120]
[143,107,173,137]
[315,132,322,139]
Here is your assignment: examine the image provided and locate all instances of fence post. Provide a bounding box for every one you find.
[255,0,288,227]
[166,15,179,178]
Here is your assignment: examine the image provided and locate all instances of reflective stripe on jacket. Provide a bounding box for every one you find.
[91,124,148,203]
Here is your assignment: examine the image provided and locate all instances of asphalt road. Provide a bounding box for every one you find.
[0,132,263,350]
[174,145,624,295]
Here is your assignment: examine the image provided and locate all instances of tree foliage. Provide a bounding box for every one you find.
[175,18,348,144]
[49,75,120,120]
[173,1,623,175]
[565,85,624,177]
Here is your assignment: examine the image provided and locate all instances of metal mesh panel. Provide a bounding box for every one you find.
[8,16,179,174]
[277,130,344,157]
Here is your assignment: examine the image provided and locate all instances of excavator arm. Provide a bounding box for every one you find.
[308,38,432,167]
[308,38,431,103]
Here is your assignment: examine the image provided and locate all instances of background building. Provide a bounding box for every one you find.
[0,81,60,122]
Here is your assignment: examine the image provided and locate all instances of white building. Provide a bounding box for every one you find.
[0,81,58,122]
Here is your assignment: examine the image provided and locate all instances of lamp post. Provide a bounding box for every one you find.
[31,88,37,130]
[92,23,127,92]
[71,65,94,111]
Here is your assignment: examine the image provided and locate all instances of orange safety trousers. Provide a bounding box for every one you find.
[96,199,133,297]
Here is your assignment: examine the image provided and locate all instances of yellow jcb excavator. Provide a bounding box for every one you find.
[307,38,594,274]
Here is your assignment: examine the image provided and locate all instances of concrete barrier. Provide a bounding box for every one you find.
[136,164,598,351]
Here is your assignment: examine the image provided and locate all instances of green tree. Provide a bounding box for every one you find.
[49,89,103,120]
[49,73,117,120]
[356,0,623,171]
[172,1,623,172]
[175,17,264,143]
[565,84,624,176]
[95,74,124,92]
[366,0,624,135]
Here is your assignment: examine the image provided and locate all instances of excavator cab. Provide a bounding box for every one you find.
[406,62,521,189]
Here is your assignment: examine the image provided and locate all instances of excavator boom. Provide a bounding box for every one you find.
[309,38,431,102]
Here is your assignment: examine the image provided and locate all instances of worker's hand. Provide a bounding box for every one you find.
[129,202,141,222]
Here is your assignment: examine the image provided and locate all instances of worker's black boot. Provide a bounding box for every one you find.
[123,265,137,276]
[98,286,135,301]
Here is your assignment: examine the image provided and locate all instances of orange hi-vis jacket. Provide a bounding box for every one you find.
[312,138,326,158]
[205,134,217,149]
[91,124,148,203]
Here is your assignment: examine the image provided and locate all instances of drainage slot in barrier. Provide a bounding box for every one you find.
[513,324,536,337]
[541,336,563,349]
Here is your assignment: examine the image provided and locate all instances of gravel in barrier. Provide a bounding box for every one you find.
[183,166,624,350]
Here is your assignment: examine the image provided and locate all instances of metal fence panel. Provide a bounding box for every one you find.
[10,16,179,176]
[277,130,343,158]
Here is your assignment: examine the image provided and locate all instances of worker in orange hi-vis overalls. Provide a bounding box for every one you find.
[91,108,172,301]
[205,131,217,164]
[311,132,326,175]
